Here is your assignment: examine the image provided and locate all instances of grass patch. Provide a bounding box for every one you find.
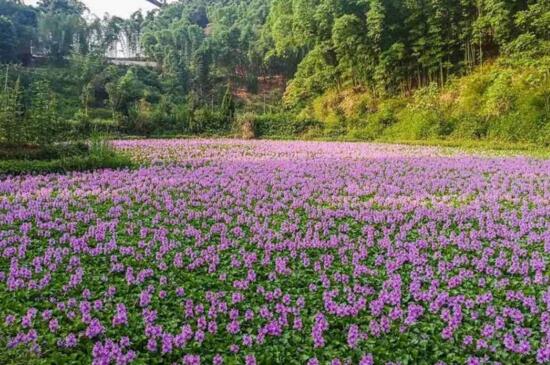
[0,142,90,161]
[247,134,550,158]
[377,139,550,158]
[0,138,135,175]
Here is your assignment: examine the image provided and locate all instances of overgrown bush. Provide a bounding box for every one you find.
[189,108,232,134]
[237,112,257,140]
[347,98,405,140]
[0,136,133,175]
[251,112,320,138]
[0,142,89,161]
[0,76,25,145]
[149,98,190,134]
[0,152,133,175]
[0,74,68,147]
[124,99,155,135]
[296,56,549,146]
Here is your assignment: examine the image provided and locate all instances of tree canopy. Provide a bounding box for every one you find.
[0,0,548,143]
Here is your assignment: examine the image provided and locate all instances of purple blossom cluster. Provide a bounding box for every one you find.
[0,139,549,364]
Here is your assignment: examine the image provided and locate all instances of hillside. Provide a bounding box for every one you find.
[0,0,549,146]
[298,56,549,144]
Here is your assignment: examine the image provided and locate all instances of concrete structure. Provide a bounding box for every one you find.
[108,58,158,67]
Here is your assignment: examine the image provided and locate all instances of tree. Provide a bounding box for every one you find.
[366,0,385,53]
[284,42,338,105]
[0,0,37,64]
[0,15,16,62]
[505,0,550,56]
[0,75,25,145]
[106,68,145,120]
[36,0,88,62]
[332,14,367,85]
[220,83,235,124]
[28,80,61,146]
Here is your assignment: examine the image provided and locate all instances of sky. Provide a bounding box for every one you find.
[25,0,160,18]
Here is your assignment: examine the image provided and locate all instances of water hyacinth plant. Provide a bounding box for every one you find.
[0,139,549,365]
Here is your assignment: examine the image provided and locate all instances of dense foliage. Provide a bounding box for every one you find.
[0,141,133,174]
[0,0,37,64]
[1,140,549,364]
[141,0,271,98]
[0,66,65,146]
[263,0,549,101]
[301,57,550,144]
[0,0,548,144]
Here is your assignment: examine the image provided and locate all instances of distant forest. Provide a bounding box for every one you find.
[0,0,548,144]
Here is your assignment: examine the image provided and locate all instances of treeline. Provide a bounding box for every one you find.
[0,0,549,145]
[138,0,548,102]
[263,0,548,102]
[0,0,150,64]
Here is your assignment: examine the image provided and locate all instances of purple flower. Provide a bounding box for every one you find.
[112,303,128,327]
[85,319,104,338]
[48,318,59,332]
[245,354,257,365]
[405,304,425,326]
[213,354,224,365]
[139,290,152,308]
[359,354,374,365]
[2,140,549,365]
[537,346,550,364]
[64,333,77,348]
[243,335,253,347]
[347,324,361,348]
[226,320,240,335]
[4,315,16,326]
[312,312,328,348]
[161,333,173,354]
[183,354,201,365]
[146,338,157,352]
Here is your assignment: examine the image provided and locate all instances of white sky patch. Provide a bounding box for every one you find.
[24,0,162,18]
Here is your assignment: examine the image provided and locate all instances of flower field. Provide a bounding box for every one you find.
[1,139,549,365]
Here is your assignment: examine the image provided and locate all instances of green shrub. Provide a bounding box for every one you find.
[173,104,190,132]
[150,100,190,134]
[348,98,406,140]
[27,80,67,146]
[244,74,259,94]
[184,91,236,135]
[384,85,453,140]
[89,108,114,120]
[0,137,133,175]
[0,154,133,175]
[237,112,257,139]
[293,56,548,146]
[90,119,118,134]
[44,142,89,159]
[253,112,320,137]
[0,74,69,147]
[0,142,89,161]
[0,76,25,145]
[451,114,488,140]
[347,127,376,141]
[384,109,438,140]
[71,111,118,137]
[190,108,231,134]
